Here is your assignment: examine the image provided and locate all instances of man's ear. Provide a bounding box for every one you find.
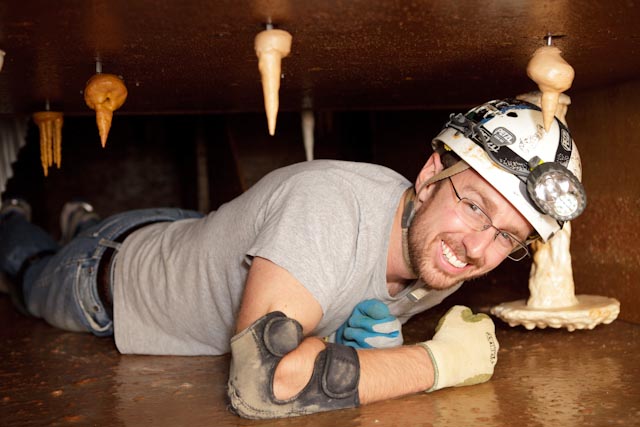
[415,151,444,202]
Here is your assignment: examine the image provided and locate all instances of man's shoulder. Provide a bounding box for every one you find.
[264,160,409,190]
[241,160,411,218]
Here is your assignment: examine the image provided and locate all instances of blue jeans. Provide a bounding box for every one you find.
[0,208,203,336]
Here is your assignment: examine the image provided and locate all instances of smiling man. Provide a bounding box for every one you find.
[406,169,533,290]
[0,99,586,419]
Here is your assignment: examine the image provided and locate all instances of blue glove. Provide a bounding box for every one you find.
[334,299,403,349]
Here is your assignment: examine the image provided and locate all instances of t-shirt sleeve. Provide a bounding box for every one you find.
[246,173,360,314]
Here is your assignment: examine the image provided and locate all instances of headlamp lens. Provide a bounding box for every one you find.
[527,163,586,221]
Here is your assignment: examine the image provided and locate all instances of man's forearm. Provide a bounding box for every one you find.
[273,336,434,403]
[358,345,433,403]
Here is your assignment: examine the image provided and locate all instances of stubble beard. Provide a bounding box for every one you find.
[408,230,457,290]
[407,209,479,290]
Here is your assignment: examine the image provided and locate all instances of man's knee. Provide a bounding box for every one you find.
[228,312,360,419]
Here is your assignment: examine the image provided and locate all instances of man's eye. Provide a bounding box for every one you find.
[463,201,482,213]
[498,232,514,245]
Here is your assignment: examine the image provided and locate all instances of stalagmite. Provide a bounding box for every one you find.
[518,92,579,309]
[32,111,63,176]
[84,73,128,147]
[526,44,574,132]
[527,223,579,309]
[255,28,292,136]
[0,50,5,72]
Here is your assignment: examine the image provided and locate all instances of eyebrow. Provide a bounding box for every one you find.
[464,187,497,214]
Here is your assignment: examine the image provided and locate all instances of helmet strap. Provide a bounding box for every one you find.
[417,160,471,195]
[400,188,418,278]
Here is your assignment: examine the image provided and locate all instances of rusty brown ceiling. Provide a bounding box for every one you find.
[1,0,639,116]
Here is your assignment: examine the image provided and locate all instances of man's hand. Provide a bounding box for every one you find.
[418,305,499,392]
[334,299,403,349]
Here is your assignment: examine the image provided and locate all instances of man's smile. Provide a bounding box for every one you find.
[441,240,468,269]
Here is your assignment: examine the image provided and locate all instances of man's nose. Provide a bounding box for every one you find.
[462,228,495,260]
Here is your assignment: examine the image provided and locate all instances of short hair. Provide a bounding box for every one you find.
[438,147,462,169]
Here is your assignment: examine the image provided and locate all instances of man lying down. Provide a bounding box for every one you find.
[0,99,585,418]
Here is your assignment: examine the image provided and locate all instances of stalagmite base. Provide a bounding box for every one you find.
[491,296,620,331]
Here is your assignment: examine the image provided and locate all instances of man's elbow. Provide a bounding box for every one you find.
[227,311,360,419]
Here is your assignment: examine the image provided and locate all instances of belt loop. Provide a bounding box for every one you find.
[99,238,122,251]
[109,251,118,303]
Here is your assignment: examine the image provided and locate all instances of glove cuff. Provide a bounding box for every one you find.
[416,341,441,392]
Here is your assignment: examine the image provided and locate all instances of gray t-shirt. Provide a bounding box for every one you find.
[113,160,461,355]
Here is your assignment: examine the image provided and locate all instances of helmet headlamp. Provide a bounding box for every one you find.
[526,159,586,221]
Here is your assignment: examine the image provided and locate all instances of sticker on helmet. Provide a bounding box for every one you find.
[518,124,545,155]
[490,127,516,146]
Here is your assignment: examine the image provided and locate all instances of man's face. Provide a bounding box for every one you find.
[408,169,533,290]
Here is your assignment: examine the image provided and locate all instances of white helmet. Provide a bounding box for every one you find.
[432,98,586,242]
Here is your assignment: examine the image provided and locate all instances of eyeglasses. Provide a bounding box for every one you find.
[448,178,530,261]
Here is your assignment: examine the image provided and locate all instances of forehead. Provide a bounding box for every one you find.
[452,169,533,234]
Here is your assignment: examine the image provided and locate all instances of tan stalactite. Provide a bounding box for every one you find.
[33,111,63,177]
[84,73,128,147]
[255,28,292,136]
[526,46,574,132]
[517,91,571,126]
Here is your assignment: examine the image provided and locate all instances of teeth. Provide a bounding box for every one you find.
[441,241,467,268]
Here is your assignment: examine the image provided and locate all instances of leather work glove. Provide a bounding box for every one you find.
[334,299,403,349]
[418,305,499,392]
